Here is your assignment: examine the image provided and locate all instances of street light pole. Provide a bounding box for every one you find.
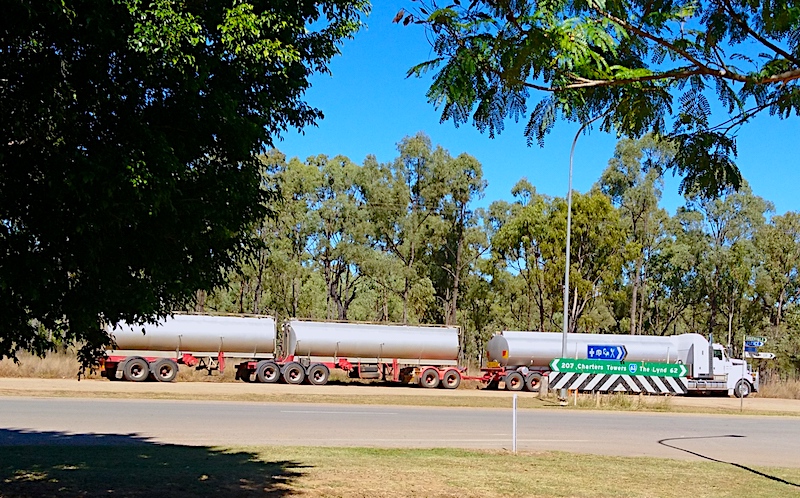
[560,113,609,403]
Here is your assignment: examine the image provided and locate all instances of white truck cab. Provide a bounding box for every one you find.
[712,344,759,397]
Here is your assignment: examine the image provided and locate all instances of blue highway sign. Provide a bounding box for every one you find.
[745,340,764,348]
[587,345,627,361]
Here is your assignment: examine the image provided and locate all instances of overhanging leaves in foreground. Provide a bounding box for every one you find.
[402,0,800,197]
[0,0,367,367]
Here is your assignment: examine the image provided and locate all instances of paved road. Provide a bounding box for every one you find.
[1,397,798,468]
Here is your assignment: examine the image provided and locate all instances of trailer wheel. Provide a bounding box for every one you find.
[734,379,752,398]
[442,369,461,389]
[282,362,306,385]
[255,361,280,383]
[307,364,330,386]
[505,371,525,391]
[419,368,440,389]
[525,372,543,392]
[151,358,179,382]
[123,357,149,382]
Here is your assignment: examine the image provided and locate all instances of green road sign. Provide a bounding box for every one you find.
[549,358,688,378]
[745,335,767,344]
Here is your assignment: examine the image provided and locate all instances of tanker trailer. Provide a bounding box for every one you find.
[485,331,758,397]
[236,320,463,388]
[103,313,276,382]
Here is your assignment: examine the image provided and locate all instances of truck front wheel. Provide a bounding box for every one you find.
[734,379,752,398]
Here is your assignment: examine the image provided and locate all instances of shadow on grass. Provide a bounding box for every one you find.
[0,429,306,497]
[658,435,800,488]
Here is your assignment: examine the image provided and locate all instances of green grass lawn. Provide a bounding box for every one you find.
[1,439,798,497]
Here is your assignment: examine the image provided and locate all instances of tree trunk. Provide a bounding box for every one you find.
[447,234,464,326]
[382,288,389,322]
[403,238,416,324]
[570,285,580,334]
[630,256,642,335]
[252,252,265,315]
[727,307,734,347]
[708,267,719,338]
[195,290,206,313]
[292,276,300,318]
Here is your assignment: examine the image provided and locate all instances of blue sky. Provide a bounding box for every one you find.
[275,3,798,215]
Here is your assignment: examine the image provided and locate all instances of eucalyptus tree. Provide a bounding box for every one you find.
[553,191,628,333]
[599,134,674,334]
[754,213,800,329]
[640,210,705,336]
[491,184,626,333]
[306,155,368,320]
[685,183,771,344]
[427,153,488,325]
[1,0,367,365]
[490,181,554,330]
[217,153,324,320]
[402,0,800,198]
[360,134,449,323]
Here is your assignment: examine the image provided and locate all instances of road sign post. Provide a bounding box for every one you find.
[512,394,518,454]
[741,334,746,412]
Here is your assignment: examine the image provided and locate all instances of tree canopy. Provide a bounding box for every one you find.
[401,0,800,197]
[0,0,367,366]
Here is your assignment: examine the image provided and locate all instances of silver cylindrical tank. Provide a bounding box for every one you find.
[487,331,704,367]
[108,314,276,355]
[286,320,459,361]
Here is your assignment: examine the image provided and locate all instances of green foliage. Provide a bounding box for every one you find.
[0,0,367,366]
[404,0,800,197]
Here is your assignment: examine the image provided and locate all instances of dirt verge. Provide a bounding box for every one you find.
[2,377,800,414]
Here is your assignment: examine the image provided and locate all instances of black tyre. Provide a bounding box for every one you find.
[282,362,305,385]
[419,368,440,388]
[525,372,543,393]
[505,371,525,391]
[151,358,179,382]
[734,379,752,398]
[123,357,149,382]
[442,369,461,389]
[307,364,330,386]
[255,361,280,383]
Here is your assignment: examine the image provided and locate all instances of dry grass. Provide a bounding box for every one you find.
[759,379,800,400]
[0,351,101,380]
[0,350,244,382]
[572,391,674,411]
[2,444,799,497]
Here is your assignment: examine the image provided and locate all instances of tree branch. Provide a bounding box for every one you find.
[718,0,800,67]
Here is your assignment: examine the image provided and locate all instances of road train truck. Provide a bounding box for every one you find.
[485,331,759,397]
[103,314,464,388]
